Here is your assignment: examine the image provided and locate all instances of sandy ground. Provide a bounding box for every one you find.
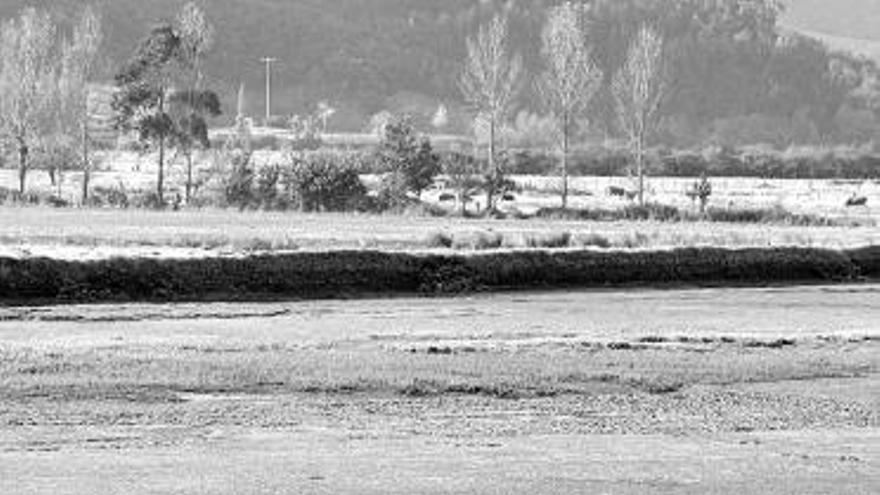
[1,285,878,494]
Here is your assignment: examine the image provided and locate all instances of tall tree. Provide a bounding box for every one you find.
[56,7,102,203]
[459,13,523,211]
[114,20,220,206]
[113,24,181,205]
[0,8,57,195]
[176,1,215,203]
[537,1,603,208]
[612,24,666,206]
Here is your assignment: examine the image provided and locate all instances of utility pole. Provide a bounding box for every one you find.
[260,57,278,126]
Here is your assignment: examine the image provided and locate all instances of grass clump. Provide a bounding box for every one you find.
[571,233,612,249]
[451,230,503,250]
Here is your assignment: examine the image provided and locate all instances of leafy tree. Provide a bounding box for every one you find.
[537,1,603,208]
[0,7,57,195]
[612,24,666,206]
[459,13,523,211]
[113,24,182,205]
[113,14,221,207]
[376,116,441,207]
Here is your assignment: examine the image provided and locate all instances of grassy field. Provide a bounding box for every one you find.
[1,207,878,258]
[1,287,878,494]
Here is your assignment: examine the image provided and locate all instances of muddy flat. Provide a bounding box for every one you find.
[1,285,878,494]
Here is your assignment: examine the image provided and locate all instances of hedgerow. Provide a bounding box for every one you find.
[0,246,868,304]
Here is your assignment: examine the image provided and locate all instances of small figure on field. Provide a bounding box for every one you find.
[846,193,867,207]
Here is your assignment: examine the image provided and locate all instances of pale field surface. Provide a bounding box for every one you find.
[2,153,879,220]
[1,286,878,494]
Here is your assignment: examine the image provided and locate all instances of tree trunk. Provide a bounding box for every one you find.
[561,112,569,210]
[487,119,496,213]
[157,91,166,206]
[81,122,90,205]
[185,151,193,204]
[157,135,165,205]
[637,135,645,207]
[17,136,28,196]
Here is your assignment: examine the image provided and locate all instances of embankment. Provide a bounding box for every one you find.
[0,246,878,304]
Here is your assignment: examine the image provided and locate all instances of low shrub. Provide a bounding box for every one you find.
[424,231,453,249]
[526,231,572,249]
[288,151,369,212]
[129,191,168,210]
[571,233,612,249]
[622,203,684,222]
[88,186,130,208]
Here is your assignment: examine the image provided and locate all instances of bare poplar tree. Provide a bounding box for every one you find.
[177,1,215,203]
[459,13,523,211]
[612,24,666,207]
[57,7,102,203]
[537,2,603,209]
[0,8,57,195]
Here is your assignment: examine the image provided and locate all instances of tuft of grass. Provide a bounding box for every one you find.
[502,231,573,249]
[451,230,503,250]
[618,231,652,249]
[572,233,612,249]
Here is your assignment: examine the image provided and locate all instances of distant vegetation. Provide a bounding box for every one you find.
[1,0,879,214]
[0,0,878,142]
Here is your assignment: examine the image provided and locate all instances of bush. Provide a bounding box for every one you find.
[288,151,369,212]
[130,191,167,210]
[424,231,453,249]
[621,203,684,222]
[223,150,256,209]
[88,186,130,208]
[375,116,441,207]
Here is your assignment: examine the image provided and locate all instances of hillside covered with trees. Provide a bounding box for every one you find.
[1,0,879,148]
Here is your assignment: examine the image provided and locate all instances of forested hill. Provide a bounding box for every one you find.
[1,0,880,146]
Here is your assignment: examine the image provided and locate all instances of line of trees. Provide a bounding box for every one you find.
[0,6,102,200]
[0,2,220,208]
[461,3,667,208]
